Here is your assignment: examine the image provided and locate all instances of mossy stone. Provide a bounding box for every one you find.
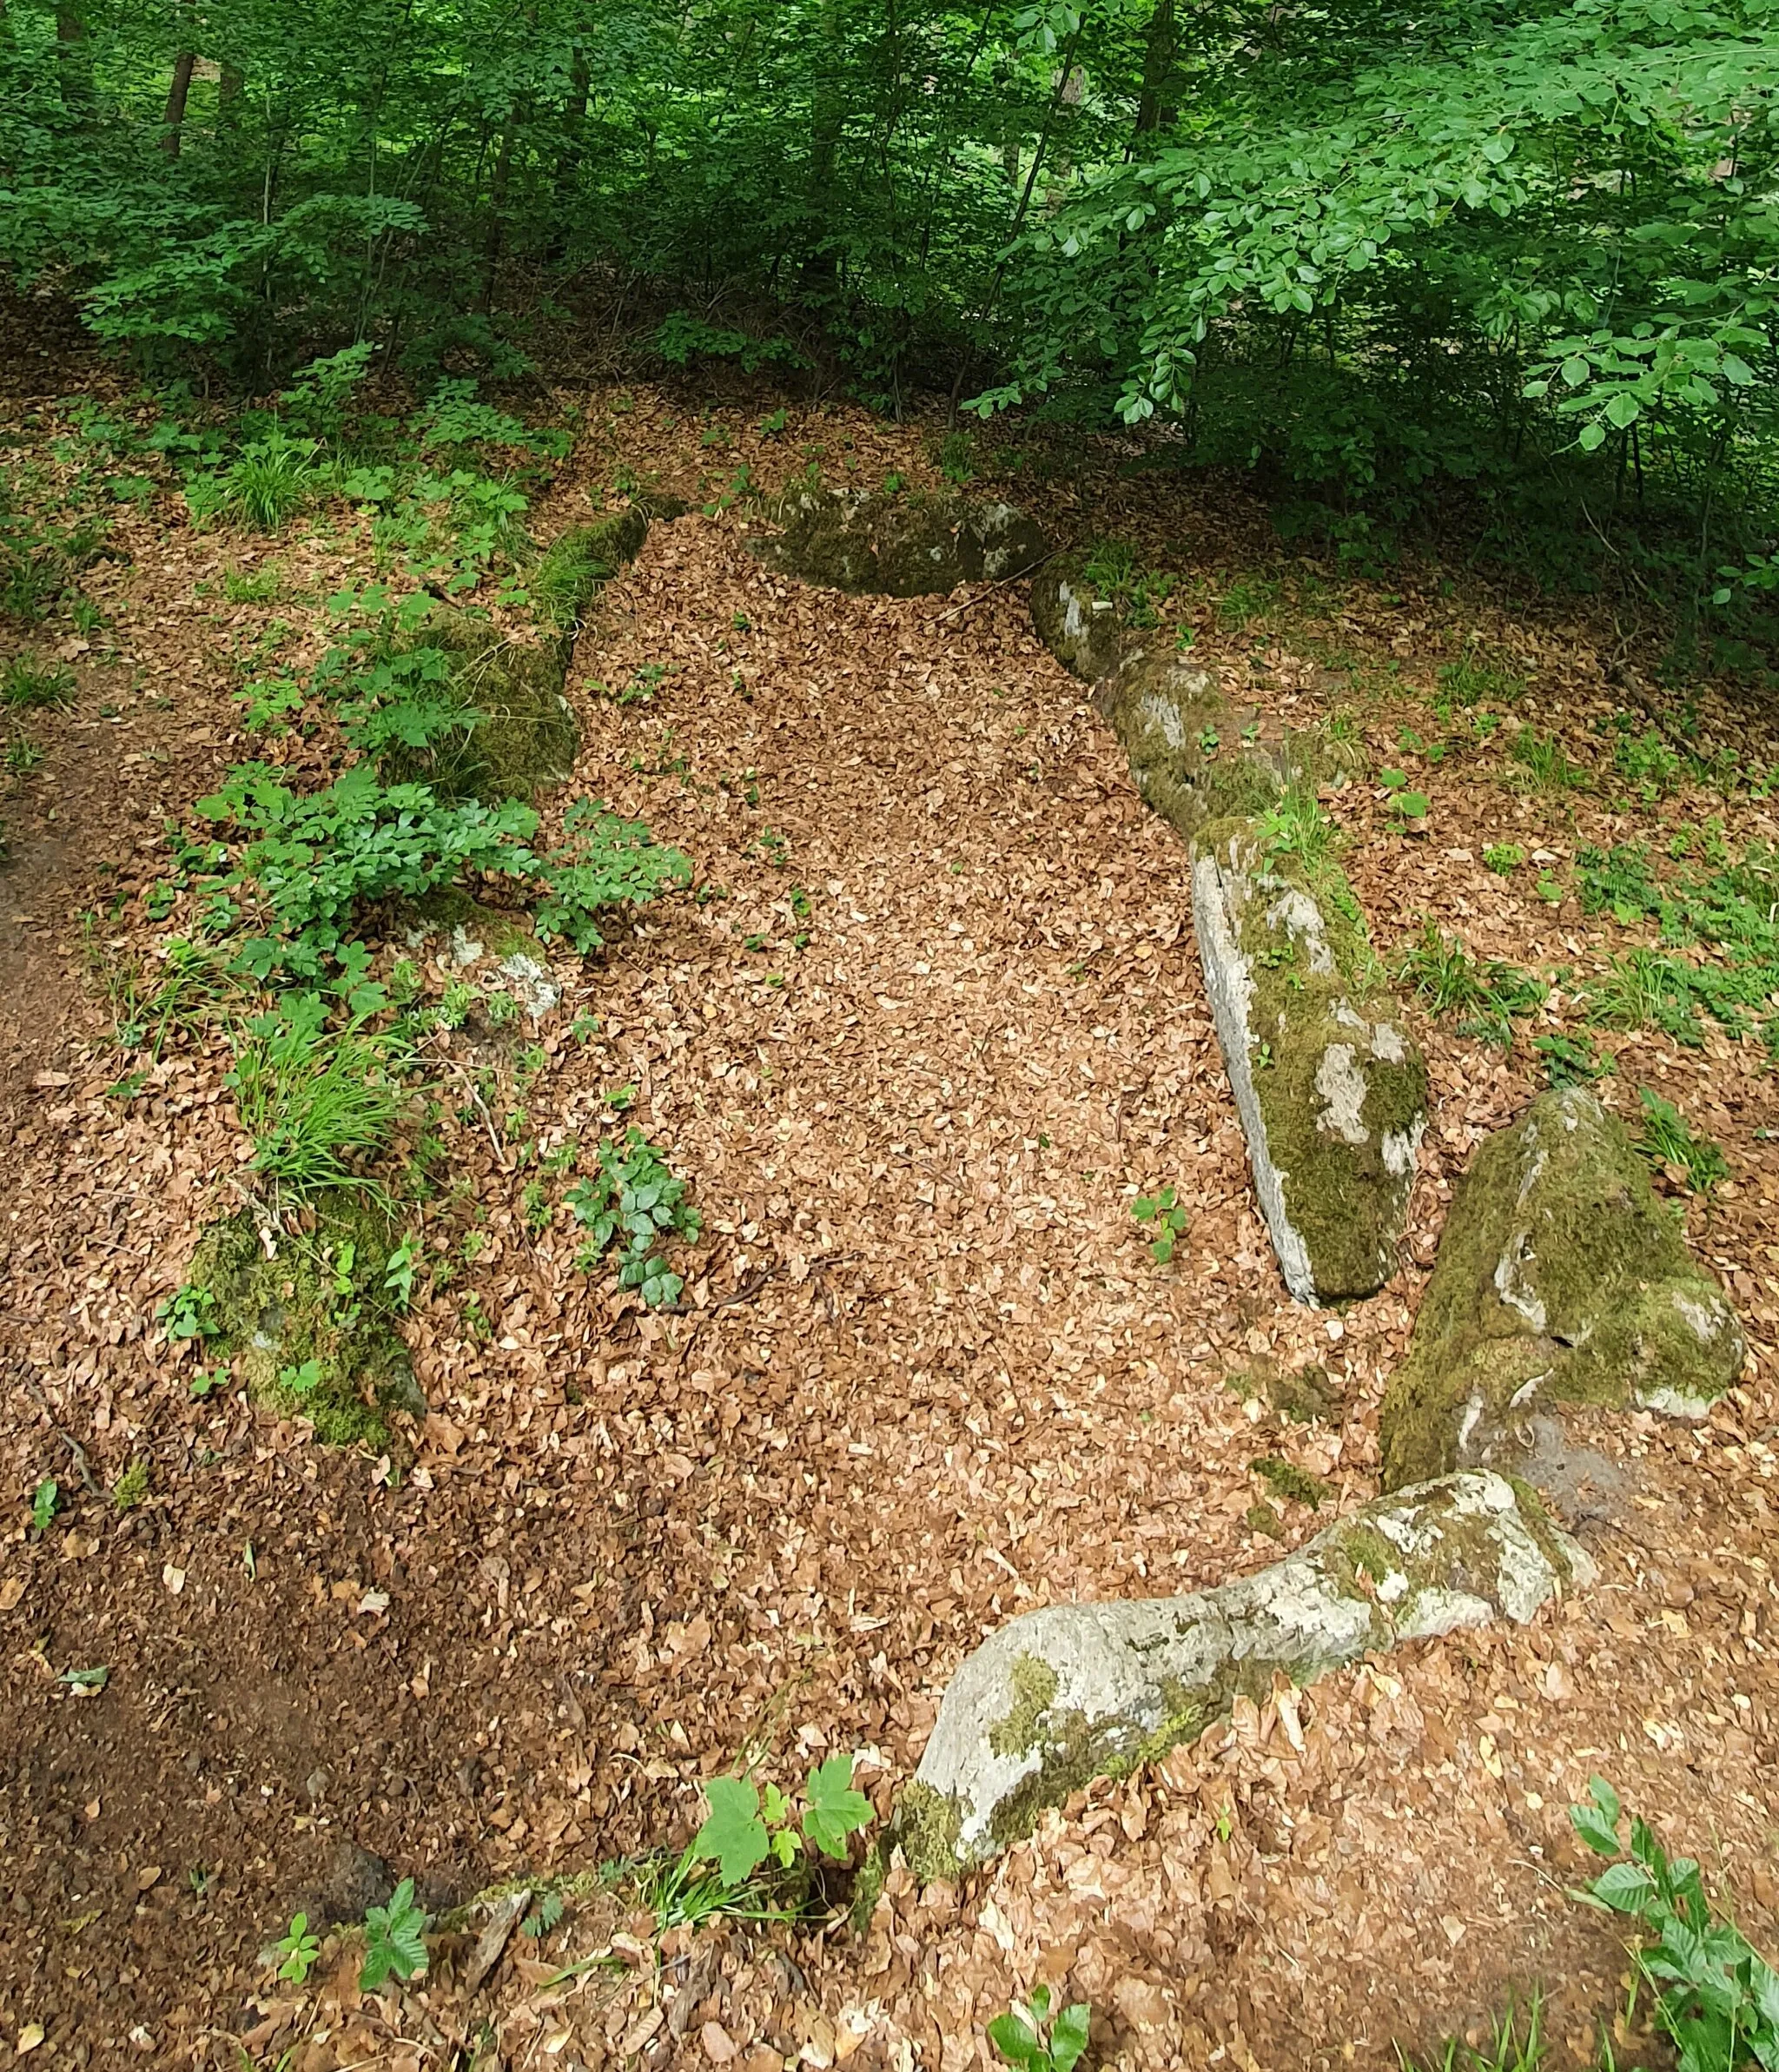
[1100,649,1306,843]
[1193,817,1427,1303]
[903,1471,1586,1876]
[532,507,651,634]
[1029,555,1125,682]
[188,1198,421,1446]
[1380,1087,1745,1487]
[757,488,1048,597]
[381,605,578,805]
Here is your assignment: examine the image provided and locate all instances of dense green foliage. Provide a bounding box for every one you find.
[3,0,1777,606]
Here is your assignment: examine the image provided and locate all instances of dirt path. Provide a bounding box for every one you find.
[2,391,1777,2070]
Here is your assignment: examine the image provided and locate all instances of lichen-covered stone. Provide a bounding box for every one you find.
[1380,1088,1746,1487]
[188,1200,421,1446]
[405,890,562,1027]
[1193,816,1426,1304]
[756,488,1048,597]
[902,1471,1586,1877]
[1028,556,1124,683]
[1099,649,1307,843]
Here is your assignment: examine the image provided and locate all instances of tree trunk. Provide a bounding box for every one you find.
[163,49,196,156]
[219,61,243,124]
[547,45,591,263]
[1134,0,1179,139]
[479,123,514,314]
[803,0,844,288]
[56,10,93,107]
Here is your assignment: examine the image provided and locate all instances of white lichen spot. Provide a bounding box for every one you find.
[1382,1120,1424,1178]
[1139,689,1189,754]
[498,952,561,1021]
[1672,1291,1726,1345]
[1637,1384,1716,1420]
[1492,1236,1548,1332]
[1372,1023,1405,1064]
[1313,1043,1370,1146]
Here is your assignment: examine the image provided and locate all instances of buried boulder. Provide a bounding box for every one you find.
[188,1197,422,1446]
[753,487,1048,596]
[1193,814,1427,1303]
[1380,1087,1745,1488]
[899,1471,1586,1877]
[380,505,659,804]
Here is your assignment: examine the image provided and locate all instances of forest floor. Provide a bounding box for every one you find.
[3,314,1779,2072]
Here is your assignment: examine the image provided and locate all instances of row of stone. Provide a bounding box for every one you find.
[753,489,1746,1882]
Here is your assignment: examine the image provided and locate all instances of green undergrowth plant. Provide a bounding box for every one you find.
[565,1127,700,1306]
[226,994,413,1204]
[1511,730,1589,793]
[1575,841,1779,1053]
[1399,1999,1551,2072]
[1399,921,1548,1044]
[358,1877,429,1992]
[1132,1184,1187,1262]
[988,1985,1093,2072]
[190,763,690,988]
[1,654,76,709]
[1571,1775,1778,2071]
[620,1751,872,1931]
[1635,1089,1729,1194]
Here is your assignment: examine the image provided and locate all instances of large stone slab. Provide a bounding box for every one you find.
[1193,818,1426,1304]
[900,1471,1586,1877]
[1381,1088,1745,1487]
[755,488,1048,597]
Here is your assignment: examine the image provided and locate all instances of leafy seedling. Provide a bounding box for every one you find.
[275,1913,321,1984]
[1132,1185,1187,1263]
[987,1985,1092,2072]
[1379,767,1430,822]
[360,1877,429,1990]
[30,1478,58,1535]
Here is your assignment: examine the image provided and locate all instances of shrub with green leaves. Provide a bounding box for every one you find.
[1571,1777,1778,2072]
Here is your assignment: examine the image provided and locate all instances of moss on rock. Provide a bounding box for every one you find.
[1099,649,1309,843]
[380,605,578,804]
[1380,1088,1746,1487]
[757,488,1048,597]
[1028,555,1125,683]
[532,507,651,634]
[1192,816,1427,1303]
[901,1471,1586,1877]
[188,1198,421,1446]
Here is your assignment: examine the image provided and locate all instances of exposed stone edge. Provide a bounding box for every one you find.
[897,1471,1588,1879]
[1189,830,1317,1301]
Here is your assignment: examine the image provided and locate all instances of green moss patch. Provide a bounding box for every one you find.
[1380,1087,1745,1486]
[759,489,1048,598]
[1194,817,1427,1303]
[188,1197,420,1446]
[532,507,651,634]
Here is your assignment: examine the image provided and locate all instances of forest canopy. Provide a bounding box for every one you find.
[2,0,1777,609]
